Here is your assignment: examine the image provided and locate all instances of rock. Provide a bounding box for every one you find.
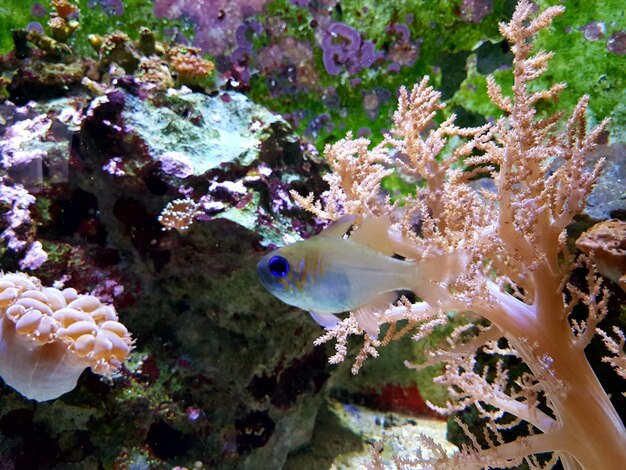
[0,82,331,469]
[584,142,626,221]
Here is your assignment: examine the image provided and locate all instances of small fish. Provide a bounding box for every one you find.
[257,214,466,338]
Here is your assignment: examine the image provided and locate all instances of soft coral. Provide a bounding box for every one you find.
[293,1,626,467]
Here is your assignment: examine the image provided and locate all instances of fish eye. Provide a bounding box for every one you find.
[268,256,289,278]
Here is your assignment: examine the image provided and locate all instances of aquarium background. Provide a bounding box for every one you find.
[0,0,624,468]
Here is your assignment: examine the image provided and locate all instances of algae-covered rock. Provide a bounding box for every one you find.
[122,89,284,174]
[0,79,330,469]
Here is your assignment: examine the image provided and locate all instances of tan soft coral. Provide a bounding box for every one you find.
[0,272,133,401]
[292,1,626,467]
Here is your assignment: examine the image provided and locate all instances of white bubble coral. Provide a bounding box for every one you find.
[0,272,134,401]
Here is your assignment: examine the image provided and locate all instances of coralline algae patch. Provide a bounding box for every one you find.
[121,90,283,174]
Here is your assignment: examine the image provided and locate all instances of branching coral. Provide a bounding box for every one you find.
[292,1,626,468]
[0,272,133,401]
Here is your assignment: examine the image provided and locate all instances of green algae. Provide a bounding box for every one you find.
[0,3,32,54]
[534,0,625,122]
[249,0,512,148]
[2,1,621,152]
[252,0,624,153]
[449,0,625,135]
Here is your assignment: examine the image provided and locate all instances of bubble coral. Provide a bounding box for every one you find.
[0,272,133,401]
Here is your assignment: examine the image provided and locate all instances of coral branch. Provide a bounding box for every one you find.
[597,326,626,381]
[292,1,626,467]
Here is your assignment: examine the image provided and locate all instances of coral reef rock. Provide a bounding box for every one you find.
[0,80,330,469]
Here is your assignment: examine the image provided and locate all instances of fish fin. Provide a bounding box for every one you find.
[353,292,397,339]
[349,215,395,256]
[310,311,342,328]
[318,214,356,238]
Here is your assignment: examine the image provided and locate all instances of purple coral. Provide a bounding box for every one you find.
[154,0,269,57]
[227,19,264,87]
[386,23,420,67]
[0,114,49,173]
[102,157,125,176]
[0,181,36,252]
[27,22,44,34]
[19,241,48,270]
[460,0,493,23]
[157,151,194,179]
[581,22,605,41]
[235,21,261,50]
[31,3,46,17]
[0,184,34,231]
[255,36,317,96]
[387,23,410,42]
[321,23,378,76]
[607,31,626,55]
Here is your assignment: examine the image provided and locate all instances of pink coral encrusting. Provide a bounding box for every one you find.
[291,1,626,468]
[0,272,133,401]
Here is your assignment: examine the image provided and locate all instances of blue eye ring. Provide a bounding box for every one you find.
[268,255,289,278]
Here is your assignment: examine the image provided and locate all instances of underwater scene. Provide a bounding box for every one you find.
[0,0,625,468]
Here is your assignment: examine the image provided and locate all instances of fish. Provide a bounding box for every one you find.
[257,214,467,338]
